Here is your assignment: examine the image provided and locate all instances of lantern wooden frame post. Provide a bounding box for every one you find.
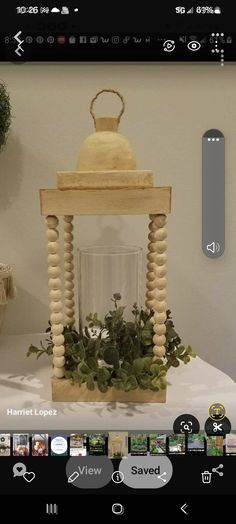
[46,215,65,378]
[40,174,171,402]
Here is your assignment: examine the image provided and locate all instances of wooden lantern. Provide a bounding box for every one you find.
[39,89,172,402]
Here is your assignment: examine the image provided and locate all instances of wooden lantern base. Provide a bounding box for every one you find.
[51,378,166,403]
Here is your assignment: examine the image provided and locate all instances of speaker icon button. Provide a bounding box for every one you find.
[206,242,220,254]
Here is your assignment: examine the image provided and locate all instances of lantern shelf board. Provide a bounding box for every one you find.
[52,377,166,403]
[57,170,154,190]
[40,187,171,216]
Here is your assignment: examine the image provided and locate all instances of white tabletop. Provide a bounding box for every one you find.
[0,333,235,430]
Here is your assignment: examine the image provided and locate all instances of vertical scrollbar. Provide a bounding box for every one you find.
[202,129,225,258]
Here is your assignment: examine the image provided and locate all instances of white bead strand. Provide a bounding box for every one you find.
[145,214,167,360]
[46,215,65,378]
[63,216,75,326]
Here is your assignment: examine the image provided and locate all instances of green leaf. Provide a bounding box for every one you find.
[166,326,178,339]
[78,361,91,374]
[138,375,151,389]
[27,343,53,359]
[183,355,191,364]
[97,381,108,393]
[150,376,161,390]
[86,357,98,372]
[104,346,120,369]
[171,359,180,368]
[150,363,160,376]
[125,376,138,390]
[175,345,186,357]
[27,344,40,357]
[122,361,134,374]
[65,332,74,345]
[86,379,95,391]
[116,368,128,379]
[86,312,103,328]
[124,382,133,392]
[185,345,193,355]
[97,368,111,382]
[142,357,153,373]
[71,371,85,385]
[86,338,98,356]
[116,306,126,317]
[141,330,153,346]
[72,342,85,360]
[158,370,167,378]
[111,378,124,390]
[126,322,136,332]
[151,376,160,387]
[95,337,102,351]
[186,346,197,358]
[159,378,167,390]
[36,350,46,360]
[133,358,145,375]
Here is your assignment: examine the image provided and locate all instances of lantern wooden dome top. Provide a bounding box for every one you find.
[55,88,155,192]
[76,89,137,171]
[40,89,171,215]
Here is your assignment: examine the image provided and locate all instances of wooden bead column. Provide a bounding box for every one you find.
[146,214,167,361]
[46,215,65,378]
[64,215,75,327]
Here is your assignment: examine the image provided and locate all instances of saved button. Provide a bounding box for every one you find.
[119,456,173,489]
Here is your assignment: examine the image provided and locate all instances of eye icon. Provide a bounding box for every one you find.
[187,40,201,51]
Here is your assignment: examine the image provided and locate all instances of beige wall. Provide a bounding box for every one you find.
[1,63,236,380]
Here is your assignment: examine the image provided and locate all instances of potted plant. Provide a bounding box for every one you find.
[0,81,14,330]
[27,294,196,398]
[0,81,11,152]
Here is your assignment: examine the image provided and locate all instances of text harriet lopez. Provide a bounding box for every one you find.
[6,408,58,416]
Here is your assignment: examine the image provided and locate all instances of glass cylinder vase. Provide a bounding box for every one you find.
[78,245,142,330]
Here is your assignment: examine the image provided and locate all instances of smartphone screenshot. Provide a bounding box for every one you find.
[0,0,235,519]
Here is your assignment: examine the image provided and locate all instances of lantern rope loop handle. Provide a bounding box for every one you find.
[90,89,125,126]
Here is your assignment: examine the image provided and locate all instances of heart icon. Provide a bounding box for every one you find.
[23,472,35,483]
[16,466,24,473]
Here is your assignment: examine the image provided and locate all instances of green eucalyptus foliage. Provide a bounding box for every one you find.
[27,294,196,392]
[0,82,11,151]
